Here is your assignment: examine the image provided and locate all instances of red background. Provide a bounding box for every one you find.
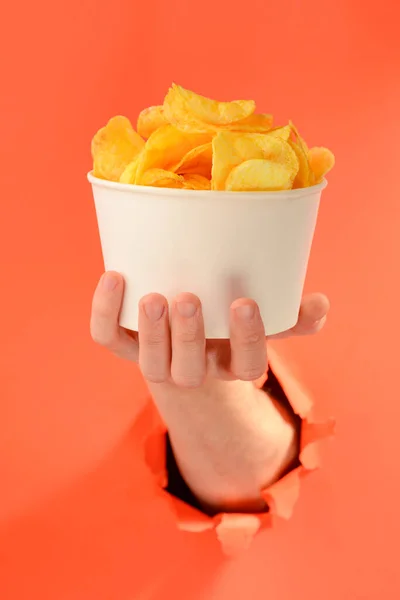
[1,0,399,598]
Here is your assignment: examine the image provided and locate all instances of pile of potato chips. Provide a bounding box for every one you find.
[91,84,334,192]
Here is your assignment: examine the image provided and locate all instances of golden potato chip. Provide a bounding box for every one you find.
[92,116,145,181]
[225,159,295,191]
[308,147,335,183]
[119,149,144,184]
[140,168,186,188]
[163,87,210,133]
[225,113,273,133]
[163,84,255,132]
[289,140,310,188]
[289,121,309,152]
[183,174,211,190]
[267,124,292,141]
[90,84,334,191]
[308,170,316,186]
[211,132,299,190]
[287,121,313,187]
[172,142,212,178]
[137,106,167,139]
[135,124,211,184]
[212,132,264,190]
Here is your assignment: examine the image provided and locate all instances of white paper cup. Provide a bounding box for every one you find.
[88,173,327,338]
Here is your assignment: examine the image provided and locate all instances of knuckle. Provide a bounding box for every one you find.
[141,331,166,348]
[239,365,265,381]
[172,372,205,389]
[114,347,138,362]
[143,371,168,384]
[239,330,263,345]
[92,303,112,322]
[174,330,201,346]
[90,327,113,348]
[231,317,264,345]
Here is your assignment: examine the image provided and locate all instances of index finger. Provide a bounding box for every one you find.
[90,271,139,361]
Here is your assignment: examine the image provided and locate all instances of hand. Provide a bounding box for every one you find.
[90,271,329,387]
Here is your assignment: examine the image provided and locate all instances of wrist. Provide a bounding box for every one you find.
[146,376,255,421]
[146,374,299,511]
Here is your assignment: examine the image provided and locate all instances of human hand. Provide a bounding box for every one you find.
[90,271,329,387]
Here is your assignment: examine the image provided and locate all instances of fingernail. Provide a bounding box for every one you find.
[234,304,255,320]
[144,300,165,321]
[176,301,197,318]
[102,272,119,292]
[313,315,327,328]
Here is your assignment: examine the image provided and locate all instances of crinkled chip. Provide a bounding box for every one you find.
[172,142,213,178]
[183,174,211,190]
[136,124,211,184]
[225,159,296,192]
[212,132,299,190]
[308,147,335,183]
[140,168,186,188]
[91,116,145,181]
[137,106,167,139]
[119,149,144,184]
[163,84,255,132]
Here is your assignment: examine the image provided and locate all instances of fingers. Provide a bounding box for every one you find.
[170,294,206,388]
[92,279,207,387]
[270,293,330,339]
[229,299,267,381]
[139,292,207,387]
[90,272,139,361]
[138,294,170,383]
[92,275,328,385]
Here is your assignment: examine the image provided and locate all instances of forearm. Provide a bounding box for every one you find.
[147,377,299,514]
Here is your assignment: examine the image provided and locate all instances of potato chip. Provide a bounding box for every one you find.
[135,124,211,184]
[137,106,167,139]
[91,116,145,181]
[211,132,299,190]
[289,140,310,188]
[212,132,264,190]
[286,121,313,187]
[225,159,295,191]
[267,124,292,141]
[172,142,213,178]
[119,150,144,184]
[91,84,335,191]
[289,121,309,152]
[183,174,211,190]
[163,84,255,132]
[140,168,186,188]
[308,147,335,183]
[163,87,210,133]
[225,113,273,133]
[308,170,316,186]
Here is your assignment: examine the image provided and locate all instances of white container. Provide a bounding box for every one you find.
[88,173,327,338]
